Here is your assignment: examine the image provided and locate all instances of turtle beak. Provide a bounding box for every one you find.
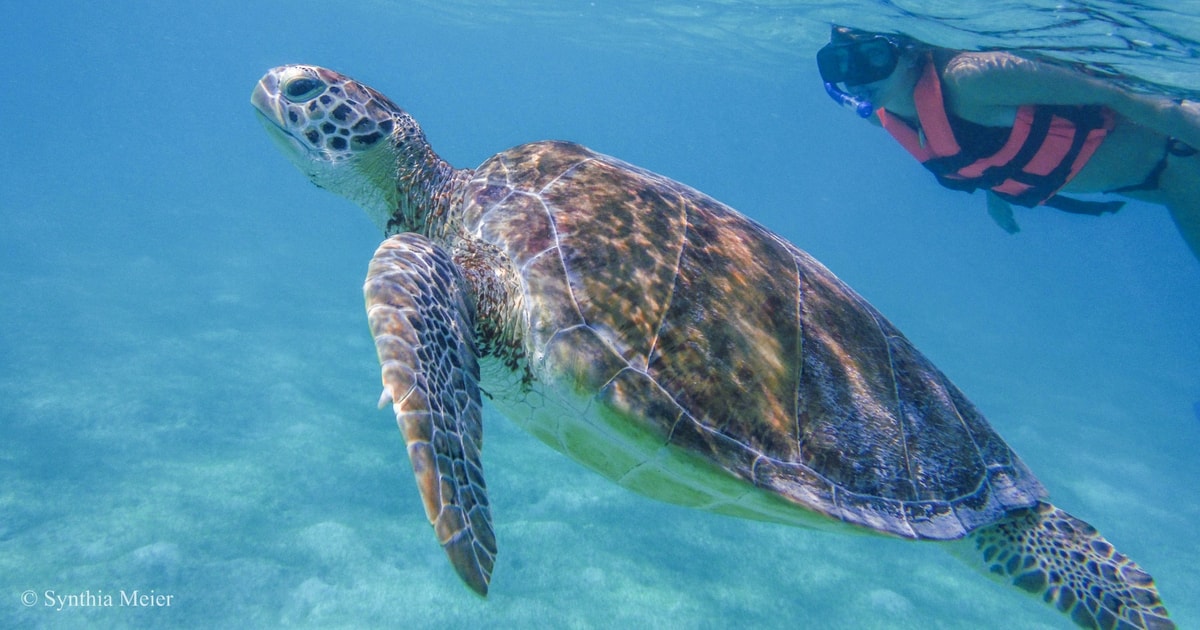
[250,71,285,128]
[251,70,316,162]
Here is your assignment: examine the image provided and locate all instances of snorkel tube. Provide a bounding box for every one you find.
[824,82,874,118]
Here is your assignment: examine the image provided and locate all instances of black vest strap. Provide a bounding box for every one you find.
[1040,194,1125,216]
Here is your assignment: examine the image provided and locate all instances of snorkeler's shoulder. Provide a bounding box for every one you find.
[941,51,1093,115]
[940,51,1037,92]
[935,52,1029,120]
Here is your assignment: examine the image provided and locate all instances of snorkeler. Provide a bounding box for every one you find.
[817,26,1200,264]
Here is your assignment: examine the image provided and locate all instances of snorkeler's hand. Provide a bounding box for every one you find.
[986,192,1020,234]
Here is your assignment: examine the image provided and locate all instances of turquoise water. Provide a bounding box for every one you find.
[3,1,1199,628]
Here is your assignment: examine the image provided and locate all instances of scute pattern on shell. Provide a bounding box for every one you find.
[462,140,1044,540]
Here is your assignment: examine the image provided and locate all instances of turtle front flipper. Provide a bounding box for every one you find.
[363,233,496,596]
[955,501,1172,629]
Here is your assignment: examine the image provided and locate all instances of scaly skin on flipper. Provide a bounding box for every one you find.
[364,233,496,595]
[960,501,1172,630]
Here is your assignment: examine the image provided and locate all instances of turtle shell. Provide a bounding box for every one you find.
[460,140,1044,540]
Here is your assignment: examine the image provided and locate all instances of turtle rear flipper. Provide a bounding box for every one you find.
[953,501,1172,629]
[364,233,497,596]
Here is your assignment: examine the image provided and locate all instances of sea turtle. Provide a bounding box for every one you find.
[251,65,1173,629]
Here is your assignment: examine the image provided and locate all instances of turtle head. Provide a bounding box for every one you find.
[252,65,446,233]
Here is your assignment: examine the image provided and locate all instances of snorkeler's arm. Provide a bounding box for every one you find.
[943,52,1200,149]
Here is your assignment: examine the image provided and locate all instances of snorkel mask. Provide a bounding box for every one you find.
[817,26,905,117]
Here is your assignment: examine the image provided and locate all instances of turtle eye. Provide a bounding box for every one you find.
[283,77,325,102]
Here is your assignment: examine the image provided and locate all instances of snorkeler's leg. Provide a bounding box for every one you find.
[1166,203,1200,264]
[1160,156,1200,264]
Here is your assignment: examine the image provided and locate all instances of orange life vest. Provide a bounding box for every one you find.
[877,56,1115,209]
